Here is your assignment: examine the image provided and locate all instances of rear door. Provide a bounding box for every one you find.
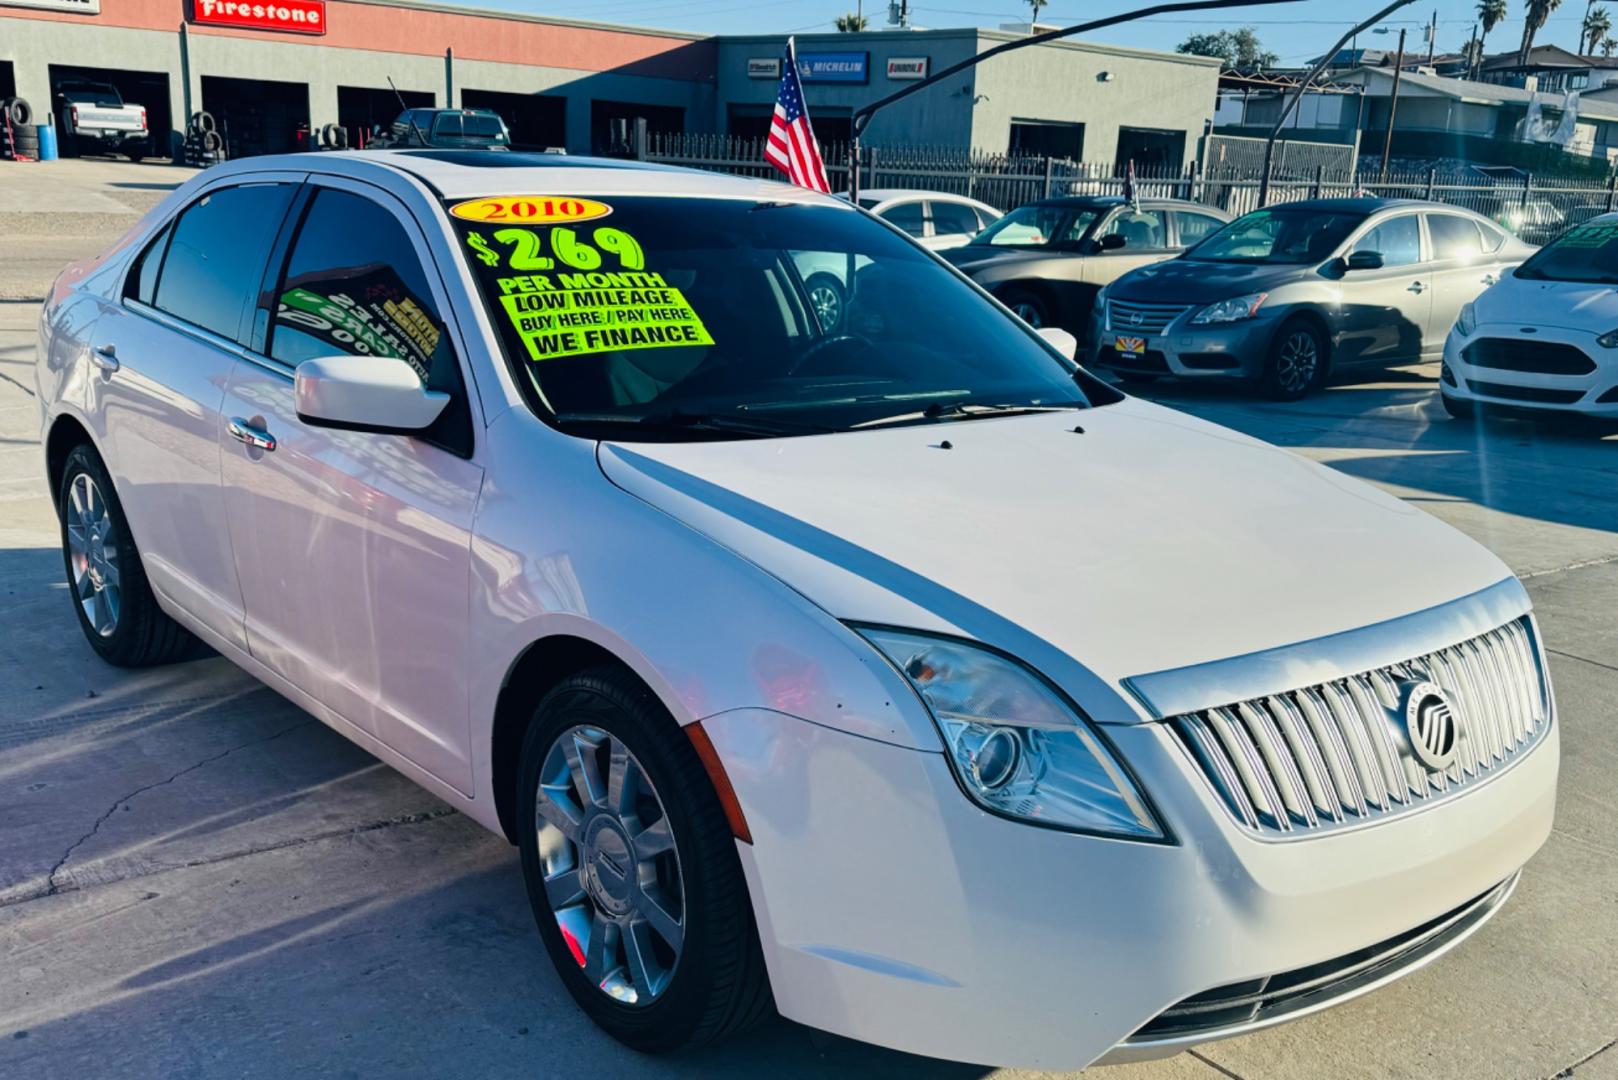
[1334,212,1430,365]
[91,174,301,649]
[878,200,929,244]
[217,176,484,793]
[1425,212,1505,349]
[1088,205,1173,285]
[926,200,984,250]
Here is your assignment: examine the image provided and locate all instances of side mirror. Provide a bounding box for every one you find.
[1344,250,1384,271]
[1098,233,1127,251]
[1037,326,1078,360]
[294,356,449,435]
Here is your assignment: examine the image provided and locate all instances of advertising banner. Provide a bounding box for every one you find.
[747,58,781,79]
[798,52,868,83]
[2,0,100,13]
[190,0,325,35]
[886,57,929,80]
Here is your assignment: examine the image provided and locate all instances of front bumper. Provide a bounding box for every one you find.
[703,701,1558,1070]
[1444,325,1618,418]
[1088,305,1277,380]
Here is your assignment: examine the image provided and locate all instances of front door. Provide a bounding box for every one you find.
[91,176,300,649]
[1334,212,1431,366]
[218,178,484,793]
[1088,206,1174,288]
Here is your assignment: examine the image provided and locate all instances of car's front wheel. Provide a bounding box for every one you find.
[1262,320,1327,401]
[998,287,1049,329]
[516,669,771,1052]
[57,443,198,666]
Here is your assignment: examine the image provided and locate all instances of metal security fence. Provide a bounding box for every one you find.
[641,133,1618,244]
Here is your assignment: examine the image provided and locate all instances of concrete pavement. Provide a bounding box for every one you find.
[0,159,1614,1080]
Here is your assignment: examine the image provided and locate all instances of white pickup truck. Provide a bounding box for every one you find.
[54,81,151,161]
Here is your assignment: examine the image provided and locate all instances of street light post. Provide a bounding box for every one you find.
[845,0,1301,201]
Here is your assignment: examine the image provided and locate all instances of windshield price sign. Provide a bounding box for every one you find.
[449,196,612,225]
[190,0,326,34]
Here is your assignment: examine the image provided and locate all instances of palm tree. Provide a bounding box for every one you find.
[1605,36,1618,54]
[1585,4,1612,52]
[834,11,868,30]
[1519,0,1563,64]
[1477,0,1508,68]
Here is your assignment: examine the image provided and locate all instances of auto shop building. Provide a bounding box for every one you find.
[0,0,1219,167]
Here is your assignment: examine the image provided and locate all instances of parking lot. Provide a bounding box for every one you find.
[0,158,1614,1080]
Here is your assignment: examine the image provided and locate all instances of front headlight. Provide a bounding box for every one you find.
[1191,292,1268,325]
[857,628,1164,839]
[1094,285,1110,328]
[1455,302,1477,338]
[1597,328,1618,348]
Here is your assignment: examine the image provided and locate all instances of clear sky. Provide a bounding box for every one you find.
[454,0,1604,68]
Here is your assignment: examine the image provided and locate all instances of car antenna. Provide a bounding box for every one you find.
[388,77,428,147]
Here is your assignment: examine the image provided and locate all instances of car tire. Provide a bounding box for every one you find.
[1262,319,1327,401]
[516,668,772,1053]
[802,272,845,332]
[998,288,1049,329]
[190,110,215,133]
[5,97,33,127]
[126,146,144,163]
[57,444,200,667]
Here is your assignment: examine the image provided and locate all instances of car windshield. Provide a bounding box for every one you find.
[434,112,508,141]
[62,85,124,107]
[970,203,1100,249]
[1185,207,1365,264]
[450,195,1114,439]
[1514,220,1618,283]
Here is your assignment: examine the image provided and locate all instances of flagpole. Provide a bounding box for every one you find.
[844,0,1309,201]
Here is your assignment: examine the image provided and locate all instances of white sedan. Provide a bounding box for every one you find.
[1444,212,1618,420]
[35,151,1556,1070]
[849,187,1002,250]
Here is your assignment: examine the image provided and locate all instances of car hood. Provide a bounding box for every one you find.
[597,399,1512,721]
[940,246,1052,273]
[1109,258,1309,304]
[1477,274,1618,330]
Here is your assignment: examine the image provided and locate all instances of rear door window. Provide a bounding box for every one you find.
[150,182,296,343]
[930,201,982,237]
[1426,214,1485,262]
[126,221,174,304]
[881,201,928,238]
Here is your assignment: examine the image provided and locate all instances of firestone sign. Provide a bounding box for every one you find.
[190,0,326,34]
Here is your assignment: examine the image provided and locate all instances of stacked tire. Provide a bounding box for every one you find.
[182,111,223,166]
[317,123,349,150]
[2,98,34,160]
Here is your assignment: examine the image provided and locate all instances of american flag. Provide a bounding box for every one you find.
[765,38,832,194]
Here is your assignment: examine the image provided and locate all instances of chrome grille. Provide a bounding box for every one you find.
[1170,616,1549,837]
[1107,299,1191,334]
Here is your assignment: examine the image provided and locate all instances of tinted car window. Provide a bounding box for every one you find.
[1353,215,1422,267]
[881,201,927,238]
[450,196,1118,439]
[1176,211,1224,245]
[1187,207,1363,264]
[1478,221,1506,251]
[930,201,981,237]
[1097,209,1167,249]
[1515,220,1618,283]
[974,206,1000,230]
[126,221,173,305]
[1427,214,1485,261]
[152,183,295,342]
[974,204,1099,248]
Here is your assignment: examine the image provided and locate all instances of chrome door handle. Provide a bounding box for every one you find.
[228,417,277,452]
[90,344,120,373]
[1407,281,1426,293]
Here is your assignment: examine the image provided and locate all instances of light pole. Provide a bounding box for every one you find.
[845,0,1302,200]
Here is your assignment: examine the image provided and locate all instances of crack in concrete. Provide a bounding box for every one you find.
[1189,1049,1248,1079]
[1522,554,1618,580]
[3,805,461,910]
[1548,648,1618,676]
[1550,1036,1618,1078]
[39,718,316,898]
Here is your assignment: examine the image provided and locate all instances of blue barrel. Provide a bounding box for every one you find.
[36,123,58,161]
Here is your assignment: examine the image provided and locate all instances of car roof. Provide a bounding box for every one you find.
[1030,195,1219,211]
[279,149,850,206]
[857,188,990,204]
[1264,197,1429,213]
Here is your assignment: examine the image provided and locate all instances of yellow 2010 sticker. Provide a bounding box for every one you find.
[449,196,612,224]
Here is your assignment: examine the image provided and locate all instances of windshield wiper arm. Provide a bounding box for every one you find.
[554,409,833,438]
[851,400,1085,430]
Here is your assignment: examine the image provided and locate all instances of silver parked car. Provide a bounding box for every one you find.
[1091,198,1538,400]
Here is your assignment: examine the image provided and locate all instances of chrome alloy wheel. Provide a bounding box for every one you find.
[535,725,685,1005]
[65,473,120,637]
[1010,301,1045,328]
[1274,329,1320,394]
[808,283,842,330]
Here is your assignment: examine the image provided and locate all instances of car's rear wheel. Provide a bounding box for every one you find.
[998,288,1049,329]
[803,272,845,332]
[516,669,771,1052]
[1262,320,1326,401]
[57,444,198,667]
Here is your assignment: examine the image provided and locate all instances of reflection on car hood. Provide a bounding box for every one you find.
[939,246,1050,273]
[1477,275,1618,330]
[597,399,1511,715]
[1109,258,1309,303]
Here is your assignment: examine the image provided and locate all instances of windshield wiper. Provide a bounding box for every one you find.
[851,400,1086,430]
[553,408,834,438]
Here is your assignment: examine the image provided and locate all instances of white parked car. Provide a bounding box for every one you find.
[1444,212,1618,420]
[849,188,1002,250]
[35,152,1557,1070]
